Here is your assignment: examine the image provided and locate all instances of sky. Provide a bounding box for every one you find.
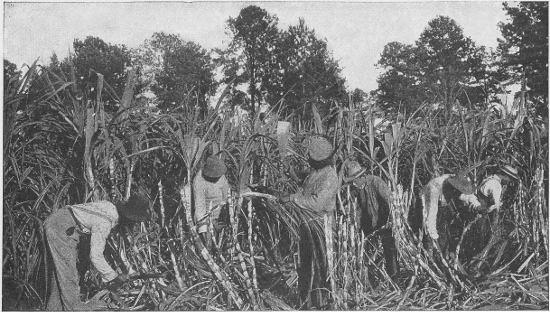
[3,1,509,93]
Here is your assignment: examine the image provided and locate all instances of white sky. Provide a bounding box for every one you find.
[3,1,508,93]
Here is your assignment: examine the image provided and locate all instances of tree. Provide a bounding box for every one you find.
[220,7,347,120]
[375,16,494,118]
[4,59,19,90]
[45,37,132,113]
[374,42,427,116]
[223,5,281,113]
[72,36,131,110]
[351,88,368,106]
[498,2,548,115]
[276,19,347,120]
[416,16,489,110]
[133,32,216,114]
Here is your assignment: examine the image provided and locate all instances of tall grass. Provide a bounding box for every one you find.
[3,64,548,310]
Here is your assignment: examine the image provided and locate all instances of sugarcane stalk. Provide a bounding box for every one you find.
[353,196,363,304]
[118,237,136,275]
[229,191,237,261]
[84,105,97,201]
[359,231,366,293]
[324,213,336,309]
[168,241,185,291]
[109,158,116,201]
[125,160,135,201]
[233,231,257,308]
[396,265,417,309]
[141,222,153,267]
[247,200,259,300]
[344,185,353,307]
[342,211,349,308]
[158,180,165,229]
[391,186,448,290]
[536,166,548,256]
[180,179,243,308]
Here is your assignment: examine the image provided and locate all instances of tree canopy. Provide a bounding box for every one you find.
[220,6,346,121]
[133,32,216,114]
[498,2,548,115]
[375,16,494,118]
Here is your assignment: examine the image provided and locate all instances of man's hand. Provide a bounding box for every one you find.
[459,193,482,211]
[278,194,291,204]
[487,203,501,213]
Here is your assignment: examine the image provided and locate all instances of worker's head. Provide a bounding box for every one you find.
[487,164,518,183]
[500,165,519,183]
[447,175,475,195]
[444,174,480,209]
[343,160,366,187]
[117,194,150,224]
[202,156,227,183]
[307,136,334,169]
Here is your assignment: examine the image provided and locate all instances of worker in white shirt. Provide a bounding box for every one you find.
[420,173,481,257]
[193,156,231,249]
[478,165,519,227]
[472,165,519,272]
[44,194,150,310]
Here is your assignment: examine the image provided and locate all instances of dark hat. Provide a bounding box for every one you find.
[343,160,366,183]
[118,194,150,222]
[446,175,474,195]
[307,136,333,161]
[203,156,227,179]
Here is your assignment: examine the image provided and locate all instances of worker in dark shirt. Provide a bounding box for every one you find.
[279,136,339,309]
[343,160,399,277]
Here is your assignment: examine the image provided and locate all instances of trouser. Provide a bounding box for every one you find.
[44,207,85,311]
[197,205,227,234]
[380,229,399,277]
[361,213,400,277]
[298,217,330,309]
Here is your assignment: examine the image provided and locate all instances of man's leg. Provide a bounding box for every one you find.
[45,209,83,310]
[298,224,314,309]
[312,226,329,309]
[45,212,64,310]
[381,229,399,277]
[47,262,62,310]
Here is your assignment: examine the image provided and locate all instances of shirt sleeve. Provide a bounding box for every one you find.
[290,170,339,212]
[487,179,503,211]
[220,176,230,201]
[90,222,117,282]
[423,182,440,240]
[193,178,208,233]
[374,178,392,207]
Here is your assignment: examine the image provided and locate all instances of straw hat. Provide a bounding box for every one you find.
[307,136,333,161]
[118,194,150,222]
[446,175,475,195]
[343,161,367,183]
[203,156,227,179]
[500,165,519,180]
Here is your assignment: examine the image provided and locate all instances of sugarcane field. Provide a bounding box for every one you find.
[3,2,549,311]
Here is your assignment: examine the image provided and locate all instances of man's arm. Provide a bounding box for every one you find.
[193,178,209,233]
[373,178,392,207]
[90,223,118,282]
[220,175,231,202]
[291,171,339,211]
[422,184,440,240]
[487,179,503,212]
